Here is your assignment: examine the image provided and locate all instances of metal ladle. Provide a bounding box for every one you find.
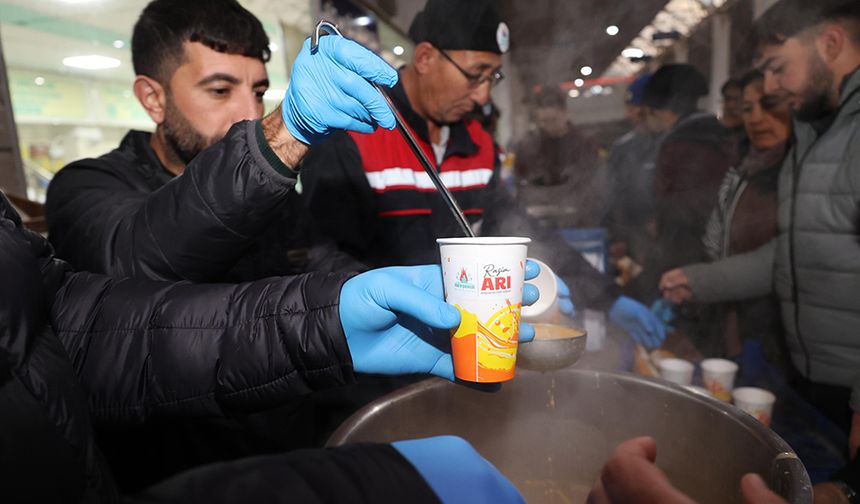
[311,20,475,238]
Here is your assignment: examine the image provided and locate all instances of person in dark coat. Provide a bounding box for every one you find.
[42,0,475,490]
[514,86,603,229]
[0,191,528,504]
[645,64,736,274]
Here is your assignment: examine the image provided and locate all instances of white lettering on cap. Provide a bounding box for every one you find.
[496,22,510,54]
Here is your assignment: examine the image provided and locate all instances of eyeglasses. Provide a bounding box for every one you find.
[436,48,504,88]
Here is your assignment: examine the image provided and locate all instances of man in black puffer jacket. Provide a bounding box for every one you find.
[1,192,527,503]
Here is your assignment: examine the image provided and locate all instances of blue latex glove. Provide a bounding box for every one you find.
[649,298,676,332]
[608,295,667,349]
[555,274,575,317]
[393,436,525,504]
[340,263,540,380]
[282,35,399,145]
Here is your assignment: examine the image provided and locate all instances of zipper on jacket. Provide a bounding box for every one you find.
[788,141,813,378]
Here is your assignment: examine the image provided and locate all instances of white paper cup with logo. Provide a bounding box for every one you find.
[701,358,739,401]
[732,387,776,427]
[658,358,694,386]
[520,258,562,324]
[438,237,530,383]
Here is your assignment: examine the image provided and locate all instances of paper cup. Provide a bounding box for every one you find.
[701,358,739,402]
[658,358,694,386]
[520,258,561,323]
[732,387,776,427]
[438,237,530,383]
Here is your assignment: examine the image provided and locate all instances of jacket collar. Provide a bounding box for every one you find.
[387,76,480,159]
[119,130,177,184]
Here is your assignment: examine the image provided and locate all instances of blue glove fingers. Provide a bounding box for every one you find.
[558,298,575,316]
[385,280,461,330]
[430,354,455,381]
[522,284,539,307]
[525,259,540,281]
[519,322,535,343]
[323,36,399,88]
[555,274,571,297]
[334,71,397,131]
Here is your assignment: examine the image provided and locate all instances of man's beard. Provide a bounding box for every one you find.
[162,95,214,166]
[793,51,836,122]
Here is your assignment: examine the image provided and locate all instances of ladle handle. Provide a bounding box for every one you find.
[311,20,475,238]
[770,452,813,503]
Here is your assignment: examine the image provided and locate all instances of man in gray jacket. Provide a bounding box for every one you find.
[660,0,860,466]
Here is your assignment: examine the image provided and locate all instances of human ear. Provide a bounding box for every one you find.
[412,42,438,75]
[816,23,846,63]
[133,75,167,125]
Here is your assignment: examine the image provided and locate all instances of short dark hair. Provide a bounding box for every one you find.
[132,0,271,83]
[720,78,743,97]
[533,86,567,109]
[753,0,860,49]
[642,64,709,115]
[739,69,763,90]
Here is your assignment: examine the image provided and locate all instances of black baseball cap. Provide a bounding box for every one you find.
[408,0,510,54]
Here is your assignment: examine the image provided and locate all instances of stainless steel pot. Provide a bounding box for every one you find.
[328,369,811,504]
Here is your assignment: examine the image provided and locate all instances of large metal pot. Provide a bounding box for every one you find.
[328,369,811,504]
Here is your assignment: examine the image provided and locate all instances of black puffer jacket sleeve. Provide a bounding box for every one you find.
[47,121,298,281]
[27,212,356,424]
[128,444,440,504]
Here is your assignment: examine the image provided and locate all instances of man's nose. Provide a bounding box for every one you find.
[233,93,264,122]
[470,81,492,106]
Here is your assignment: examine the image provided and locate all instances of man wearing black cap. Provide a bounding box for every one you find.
[301,0,669,351]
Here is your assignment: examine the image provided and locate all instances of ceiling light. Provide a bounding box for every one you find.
[34,77,45,86]
[622,47,645,59]
[574,78,585,87]
[592,85,604,94]
[62,55,121,70]
[354,16,373,27]
[269,43,278,52]
[581,66,593,76]
[606,25,620,36]
[393,45,405,56]
[568,89,580,98]
[113,40,125,49]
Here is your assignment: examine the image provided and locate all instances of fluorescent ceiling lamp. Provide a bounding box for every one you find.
[568,89,580,98]
[62,55,121,70]
[393,45,405,56]
[581,66,593,76]
[606,25,620,36]
[574,78,585,87]
[622,47,645,58]
[354,16,373,26]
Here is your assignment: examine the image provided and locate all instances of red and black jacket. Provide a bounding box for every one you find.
[301,81,620,309]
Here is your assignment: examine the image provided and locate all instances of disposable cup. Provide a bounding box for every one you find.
[520,258,561,323]
[732,387,776,427]
[438,237,530,383]
[658,358,694,386]
[701,358,739,402]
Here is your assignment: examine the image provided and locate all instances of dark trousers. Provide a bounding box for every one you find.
[791,373,853,435]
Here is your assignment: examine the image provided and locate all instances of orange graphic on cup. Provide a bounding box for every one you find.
[451,301,521,382]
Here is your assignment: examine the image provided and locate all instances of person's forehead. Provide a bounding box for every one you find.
[175,41,267,81]
[446,49,502,68]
